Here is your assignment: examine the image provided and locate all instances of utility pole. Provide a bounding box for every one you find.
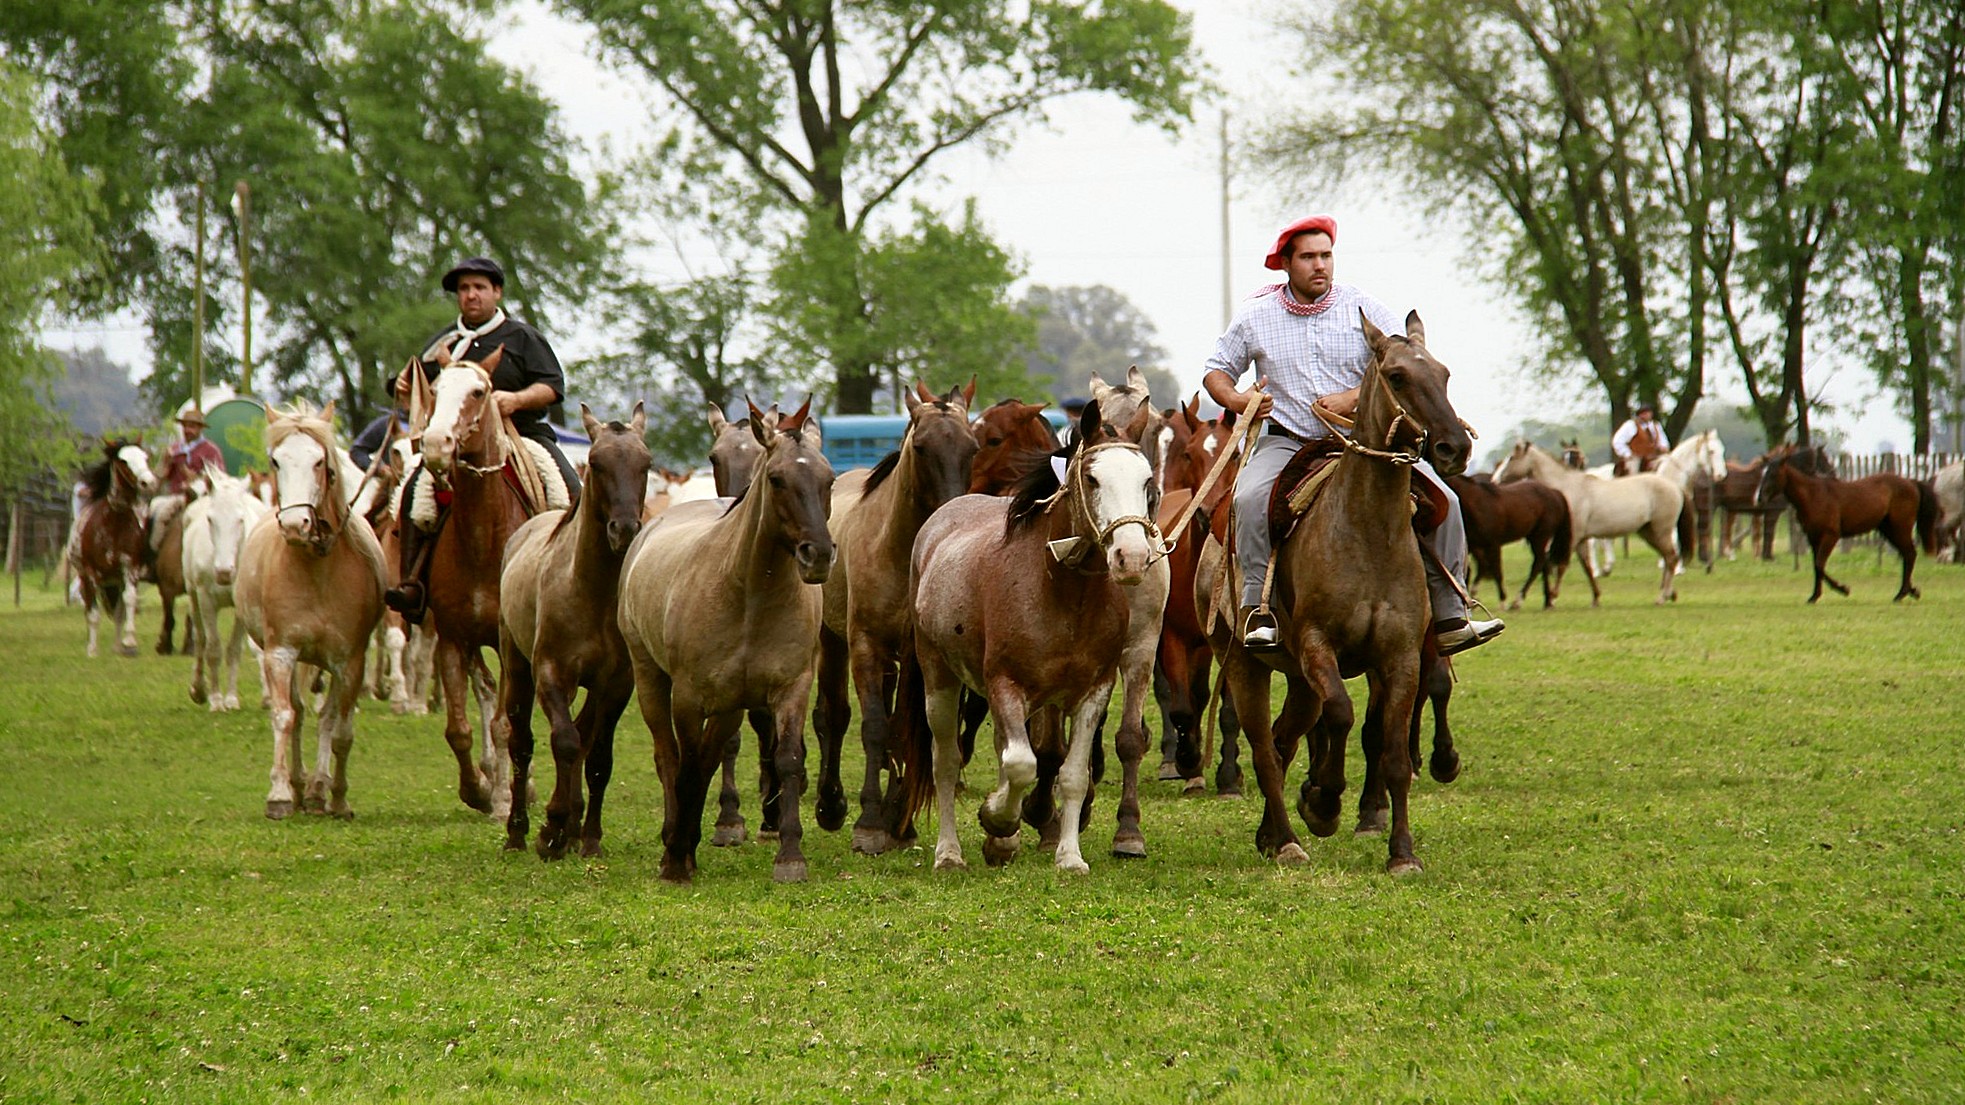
[1219,110,1232,330]
[193,180,206,406]
[232,180,253,395]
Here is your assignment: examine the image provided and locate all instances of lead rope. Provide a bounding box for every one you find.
[1157,388,1269,556]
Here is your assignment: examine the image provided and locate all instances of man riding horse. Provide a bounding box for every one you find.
[148,406,227,553]
[1612,403,1670,476]
[384,256,579,624]
[1202,214,1503,656]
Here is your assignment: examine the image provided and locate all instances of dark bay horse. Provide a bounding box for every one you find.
[500,405,650,860]
[1212,310,1471,874]
[899,398,1159,873]
[1449,472,1574,610]
[1757,443,1937,602]
[814,380,977,856]
[619,398,835,883]
[73,439,157,658]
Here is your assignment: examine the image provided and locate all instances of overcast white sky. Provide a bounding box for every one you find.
[46,0,1915,458]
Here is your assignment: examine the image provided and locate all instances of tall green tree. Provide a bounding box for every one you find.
[558,0,1200,411]
[1018,284,1180,404]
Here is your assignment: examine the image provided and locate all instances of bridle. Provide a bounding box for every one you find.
[274,432,343,555]
[1045,440,1169,569]
[1309,358,1435,467]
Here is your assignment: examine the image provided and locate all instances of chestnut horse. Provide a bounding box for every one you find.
[898,398,1158,873]
[235,404,387,819]
[968,398,1059,495]
[1154,398,1243,792]
[619,398,835,883]
[73,439,157,658]
[1448,472,1574,610]
[1210,311,1472,873]
[813,380,978,855]
[1756,443,1937,602]
[500,404,650,859]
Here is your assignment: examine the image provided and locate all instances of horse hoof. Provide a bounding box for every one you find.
[1216,787,1245,800]
[460,784,493,814]
[1111,835,1147,859]
[1388,855,1424,876]
[1354,811,1388,836]
[757,829,780,843]
[1181,777,1206,796]
[815,794,847,832]
[116,643,139,658]
[1298,791,1341,839]
[710,823,747,848]
[1156,761,1183,782]
[580,840,605,859]
[504,833,527,853]
[934,851,967,872]
[981,834,1020,867]
[265,800,293,820]
[1276,842,1311,866]
[851,827,894,856]
[189,686,208,705]
[1056,854,1091,875]
[1431,752,1462,784]
[155,641,172,656]
[330,806,355,821]
[772,858,809,883]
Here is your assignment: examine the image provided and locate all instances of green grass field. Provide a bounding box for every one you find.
[3,548,1962,1103]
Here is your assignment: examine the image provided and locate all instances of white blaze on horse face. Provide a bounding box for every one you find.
[422,366,484,473]
[117,445,158,493]
[1088,447,1156,585]
[270,433,329,545]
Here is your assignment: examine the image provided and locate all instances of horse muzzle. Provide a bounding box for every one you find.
[421,433,457,474]
[1427,429,1474,477]
[795,540,835,584]
[607,518,642,555]
[214,567,235,587]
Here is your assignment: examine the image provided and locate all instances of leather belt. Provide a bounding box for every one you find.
[1266,423,1321,445]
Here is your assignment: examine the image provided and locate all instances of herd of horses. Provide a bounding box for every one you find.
[62,327,1959,880]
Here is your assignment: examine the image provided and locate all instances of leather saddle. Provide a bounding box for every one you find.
[1261,439,1449,550]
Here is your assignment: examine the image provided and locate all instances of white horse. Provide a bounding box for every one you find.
[1934,460,1963,563]
[184,471,271,710]
[1496,440,1690,605]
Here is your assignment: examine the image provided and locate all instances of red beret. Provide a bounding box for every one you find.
[1263,214,1338,270]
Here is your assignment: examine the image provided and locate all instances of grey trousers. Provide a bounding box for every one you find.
[1232,433,1469,623]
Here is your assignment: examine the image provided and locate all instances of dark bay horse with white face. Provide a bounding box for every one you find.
[619,398,835,883]
[1213,310,1472,874]
[1757,443,1937,602]
[813,380,978,855]
[500,404,650,859]
[236,404,387,819]
[899,399,1158,873]
[74,439,157,658]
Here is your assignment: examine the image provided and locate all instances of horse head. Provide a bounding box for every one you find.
[1090,365,1167,472]
[1163,394,1238,503]
[1358,310,1471,476]
[108,439,158,499]
[421,345,505,477]
[1559,439,1587,470]
[582,402,653,554]
[265,402,348,554]
[901,378,980,511]
[1065,398,1159,585]
[748,395,835,584]
[969,398,1059,494]
[1494,439,1547,484]
[200,471,262,586]
[707,401,767,498]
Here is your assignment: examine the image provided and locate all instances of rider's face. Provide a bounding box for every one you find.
[455,275,503,327]
[1286,232,1334,302]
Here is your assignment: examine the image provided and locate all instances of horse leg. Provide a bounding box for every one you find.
[766,681,815,884]
[979,682,1038,867]
[222,602,248,710]
[1354,677,1389,836]
[809,626,850,832]
[753,710,783,841]
[579,687,630,858]
[154,588,175,655]
[921,661,968,871]
[83,579,101,657]
[1156,642,1200,787]
[188,590,211,706]
[1214,672,1245,798]
[849,646,900,856]
[263,648,301,819]
[1423,653,1459,783]
[315,665,361,820]
[1649,525,1680,604]
[1808,532,1843,601]
[466,654,512,821]
[1051,685,1114,875]
[669,707,732,884]
[1374,659,1424,875]
[628,652,692,883]
[116,576,140,657]
[1576,540,1603,606]
[1886,519,1920,601]
[1177,649,1213,786]
[1020,707,1063,846]
[499,643,538,854]
[1290,665,1349,840]
[710,722,748,848]
[437,642,493,813]
[1153,665,1183,781]
[1110,638,1154,858]
[1221,646,1299,861]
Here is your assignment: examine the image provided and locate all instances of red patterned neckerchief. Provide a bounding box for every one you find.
[1272,282,1337,317]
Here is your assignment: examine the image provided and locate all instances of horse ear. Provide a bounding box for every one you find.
[1127,364,1148,395]
[1404,310,1427,348]
[707,402,729,435]
[477,345,504,374]
[913,380,935,403]
[1079,398,1106,445]
[778,394,815,437]
[904,385,923,416]
[1123,402,1153,444]
[581,403,600,441]
[630,400,647,436]
[320,400,335,426]
[960,375,977,411]
[1359,309,1389,353]
[1180,397,1203,433]
[746,397,771,446]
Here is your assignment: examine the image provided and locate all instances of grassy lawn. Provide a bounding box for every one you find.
[2,547,1962,1103]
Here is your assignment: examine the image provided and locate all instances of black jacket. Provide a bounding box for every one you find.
[407,316,566,445]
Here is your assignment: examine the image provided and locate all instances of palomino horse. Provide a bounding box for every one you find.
[1208,311,1472,873]
[1448,472,1574,610]
[184,471,270,710]
[1756,443,1937,602]
[1496,441,1691,605]
[500,404,651,860]
[619,398,835,883]
[416,347,536,817]
[899,398,1159,873]
[73,439,157,658]
[1657,429,1727,567]
[235,404,387,819]
[812,380,977,855]
[968,398,1059,494]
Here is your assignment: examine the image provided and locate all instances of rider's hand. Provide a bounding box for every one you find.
[1323,386,1360,419]
[492,391,520,418]
[1243,376,1273,419]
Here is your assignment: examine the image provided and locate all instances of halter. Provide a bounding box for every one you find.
[273,429,344,555]
[1043,440,1170,569]
[426,363,507,484]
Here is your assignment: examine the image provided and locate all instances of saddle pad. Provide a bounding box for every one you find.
[515,438,571,513]
[402,442,569,533]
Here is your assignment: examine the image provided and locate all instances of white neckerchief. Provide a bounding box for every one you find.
[426,308,506,363]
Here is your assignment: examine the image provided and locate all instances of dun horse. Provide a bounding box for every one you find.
[184,471,271,710]
[235,404,387,819]
[1208,311,1471,873]
[619,398,835,883]
[813,380,977,855]
[1757,443,1936,602]
[500,405,651,859]
[73,439,157,658]
[899,398,1159,874]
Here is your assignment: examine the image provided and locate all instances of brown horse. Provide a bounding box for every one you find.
[1211,310,1471,873]
[898,398,1158,872]
[73,439,157,658]
[500,404,651,859]
[968,398,1059,494]
[1449,472,1575,610]
[1716,456,1786,561]
[235,403,387,819]
[619,398,835,883]
[1757,443,1937,602]
[416,348,536,817]
[148,502,196,655]
[813,380,978,855]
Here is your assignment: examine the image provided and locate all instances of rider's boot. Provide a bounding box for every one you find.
[384,518,433,626]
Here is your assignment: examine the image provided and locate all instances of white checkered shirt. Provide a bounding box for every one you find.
[1203,282,1405,440]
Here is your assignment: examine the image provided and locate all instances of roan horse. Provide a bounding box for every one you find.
[899,398,1159,873]
[1208,310,1472,873]
[184,470,271,710]
[235,404,387,819]
[619,398,835,883]
[1756,443,1937,602]
[73,439,157,658]
[1496,441,1691,605]
[813,380,978,856]
[499,404,650,860]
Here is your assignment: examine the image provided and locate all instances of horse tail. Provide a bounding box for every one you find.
[1549,494,1573,570]
[1676,491,1697,566]
[1916,478,1940,555]
[891,633,935,828]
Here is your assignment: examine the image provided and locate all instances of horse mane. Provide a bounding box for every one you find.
[1004,441,1073,537]
[82,439,138,500]
[862,448,904,496]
